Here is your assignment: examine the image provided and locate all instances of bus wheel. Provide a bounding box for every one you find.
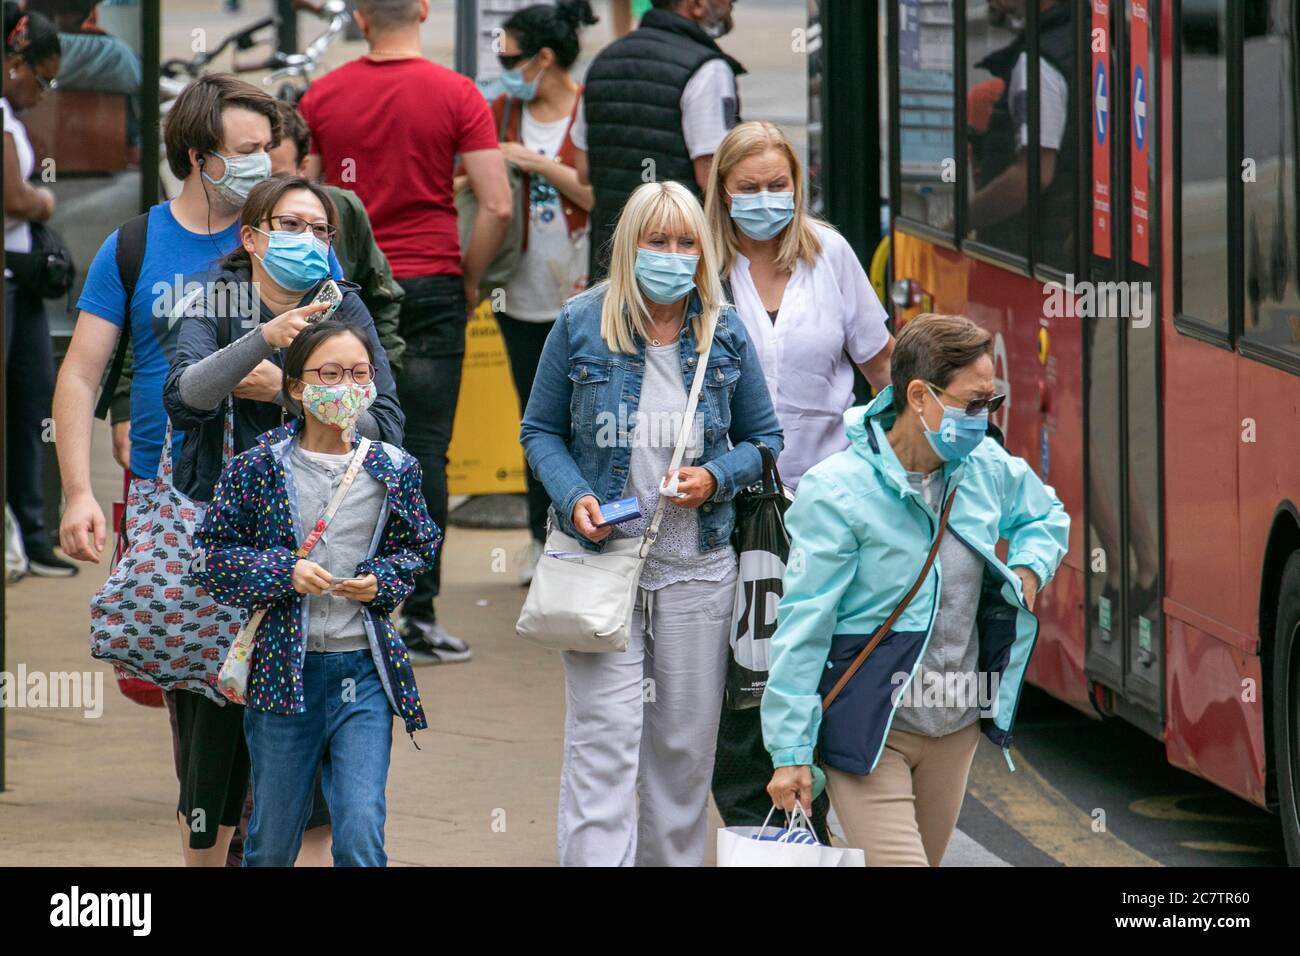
[1274,552,1300,865]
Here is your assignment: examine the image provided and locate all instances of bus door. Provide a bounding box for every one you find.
[1083,0,1165,736]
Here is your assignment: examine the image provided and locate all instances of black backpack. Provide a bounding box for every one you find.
[93,212,149,421]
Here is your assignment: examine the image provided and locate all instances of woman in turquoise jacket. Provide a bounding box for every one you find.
[762,313,1069,866]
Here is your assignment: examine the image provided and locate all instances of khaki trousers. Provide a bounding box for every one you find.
[825,721,981,866]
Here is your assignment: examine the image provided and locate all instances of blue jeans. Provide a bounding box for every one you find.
[243,650,394,866]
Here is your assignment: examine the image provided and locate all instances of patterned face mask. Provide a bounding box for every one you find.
[300,381,377,431]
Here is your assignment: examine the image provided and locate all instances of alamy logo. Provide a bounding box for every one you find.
[0,666,103,718]
[49,886,151,936]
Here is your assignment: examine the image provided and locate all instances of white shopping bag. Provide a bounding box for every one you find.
[717,803,865,867]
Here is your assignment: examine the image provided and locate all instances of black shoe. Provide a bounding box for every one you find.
[25,543,78,578]
[400,616,473,665]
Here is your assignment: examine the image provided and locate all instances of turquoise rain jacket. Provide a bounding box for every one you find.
[760,386,1070,775]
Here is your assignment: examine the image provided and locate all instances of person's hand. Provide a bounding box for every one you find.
[233,360,285,403]
[664,466,716,509]
[332,573,378,603]
[1011,566,1040,611]
[34,186,56,220]
[499,141,542,174]
[766,765,813,815]
[292,559,333,595]
[260,300,330,349]
[463,275,482,318]
[572,495,612,543]
[111,421,131,471]
[60,492,106,563]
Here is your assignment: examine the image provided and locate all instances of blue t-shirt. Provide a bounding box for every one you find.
[78,201,342,478]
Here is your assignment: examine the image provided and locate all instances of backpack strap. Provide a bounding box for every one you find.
[95,212,150,420]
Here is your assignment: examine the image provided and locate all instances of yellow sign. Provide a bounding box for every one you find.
[446,301,529,496]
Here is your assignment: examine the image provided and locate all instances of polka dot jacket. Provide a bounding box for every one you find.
[194,419,437,735]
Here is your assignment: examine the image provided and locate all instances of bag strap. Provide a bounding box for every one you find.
[820,484,958,712]
[295,437,371,559]
[639,329,713,559]
[95,212,149,421]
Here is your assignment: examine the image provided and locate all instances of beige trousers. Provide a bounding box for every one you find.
[824,721,981,866]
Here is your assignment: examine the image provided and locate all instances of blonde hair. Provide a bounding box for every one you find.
[598,180,723,355]
[704,120,824,276]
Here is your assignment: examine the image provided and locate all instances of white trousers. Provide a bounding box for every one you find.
[557,571,737,867]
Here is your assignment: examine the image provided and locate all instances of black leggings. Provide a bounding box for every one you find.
[496,312,555,543]
[4,278,55,549]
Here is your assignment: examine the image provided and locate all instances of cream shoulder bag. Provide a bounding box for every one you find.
[516,341,711,653]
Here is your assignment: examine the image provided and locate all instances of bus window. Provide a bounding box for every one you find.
[963,0,1029,258]
[1242,0,1300,361]
[1177,0,1231,335]
[1034,0,1077,273]
[897,0,956,232]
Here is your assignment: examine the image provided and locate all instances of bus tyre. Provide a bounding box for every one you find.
[1274,552,1300,865]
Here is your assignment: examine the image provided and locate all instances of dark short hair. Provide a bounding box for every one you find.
[356,0,421,31]
[281,319,375,408]
[275,101,312,166]
[504,1,598,70]
[162,73,282,181]
[4,2,60,64]
[218,176,339,273]
[890,313,994,414]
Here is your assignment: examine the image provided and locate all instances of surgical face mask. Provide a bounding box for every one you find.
[634,248,700,305]
[920,384,989,462]
[499,56,545,101]
[300,381,377,431]
[253,227,331,293]
[728,190,796,241]
[202,150,271,206]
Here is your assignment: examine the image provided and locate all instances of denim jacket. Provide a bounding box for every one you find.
[520,285,783,553]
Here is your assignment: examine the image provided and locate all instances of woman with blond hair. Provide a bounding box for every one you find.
[704,119,894,487]
[520,179,781,866]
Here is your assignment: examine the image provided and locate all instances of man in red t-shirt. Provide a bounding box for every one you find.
[300,0,512,664]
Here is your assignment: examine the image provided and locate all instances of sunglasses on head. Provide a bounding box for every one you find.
[926,382,1006,416]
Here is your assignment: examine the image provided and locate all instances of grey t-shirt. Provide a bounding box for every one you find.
[611,340,736,591]
[290,444,386,652]
[890,469,985,737]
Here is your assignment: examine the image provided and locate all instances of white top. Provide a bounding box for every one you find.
[570,58,738,160]
[503,106,590,321]
[728,223,891,489]
[3,97,36,273]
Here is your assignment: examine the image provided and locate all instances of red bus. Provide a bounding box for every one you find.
[884,0,1300,860]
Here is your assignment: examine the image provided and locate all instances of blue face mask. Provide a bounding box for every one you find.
[920,384,989,462]
[499,58,544,102]
[634,248,700,305]
[728,190,796,241]
[202,150,271,206]
[253,227,330,293]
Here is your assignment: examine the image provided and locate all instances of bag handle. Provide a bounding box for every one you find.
[821,485,958,712]
[295,437,371,559]
[639,327,713,559]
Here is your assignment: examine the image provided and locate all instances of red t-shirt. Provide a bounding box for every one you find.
[299,57,498,278]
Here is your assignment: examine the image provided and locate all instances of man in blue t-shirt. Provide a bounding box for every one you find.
[52,73,344,869]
